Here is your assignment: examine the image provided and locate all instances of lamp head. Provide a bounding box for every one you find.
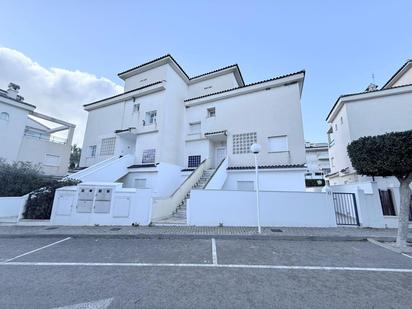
[250,143,261,154]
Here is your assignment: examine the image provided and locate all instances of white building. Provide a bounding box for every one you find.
[325,60,412,224]
[0,83,75,176]
[77,55,306,195]
[304,142,330,180]
[326,60,412,185]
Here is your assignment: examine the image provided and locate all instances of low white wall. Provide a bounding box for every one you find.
[50,185,152,226]
[329,181,411,228]
[187,189,336,227]
[0,196,28,223]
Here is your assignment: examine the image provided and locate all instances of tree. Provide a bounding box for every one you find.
[69,144,81,169]
[347,130,412,247]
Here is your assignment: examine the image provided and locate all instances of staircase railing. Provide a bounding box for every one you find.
[151,159,210,221]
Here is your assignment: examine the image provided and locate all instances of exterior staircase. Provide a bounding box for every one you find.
[152,168,215,226]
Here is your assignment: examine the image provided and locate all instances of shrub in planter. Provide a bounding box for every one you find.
[0,159,52,197]
[23,178,80,220]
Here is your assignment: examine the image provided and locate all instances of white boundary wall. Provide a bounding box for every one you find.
[0,195,28,223]
[329,181,412,228]
[51,185,152,226]
[187,190,336,227]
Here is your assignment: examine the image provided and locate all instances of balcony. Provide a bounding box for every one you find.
[24,131,67,144]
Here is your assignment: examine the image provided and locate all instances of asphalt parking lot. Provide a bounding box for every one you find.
[1,236,412,308]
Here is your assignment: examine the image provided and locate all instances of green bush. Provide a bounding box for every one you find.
[23,178,80,219]
[0,160,53,197]
[305,179,325,187]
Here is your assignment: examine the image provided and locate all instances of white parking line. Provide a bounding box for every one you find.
[4,237,71,262]
[1,261,412,273]
[402,253,412,259]
[211,238,218,265]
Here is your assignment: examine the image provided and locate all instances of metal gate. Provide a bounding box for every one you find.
[332,192,360,226]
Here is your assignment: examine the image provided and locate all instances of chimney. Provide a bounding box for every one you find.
[7,82,20,99]
[365,83,378,92]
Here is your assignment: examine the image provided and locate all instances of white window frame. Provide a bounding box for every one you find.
[89,145,97,157]
[144,111,157,126]
[189,122,201,134]
[268,135,288,153]
[207,107,216,118]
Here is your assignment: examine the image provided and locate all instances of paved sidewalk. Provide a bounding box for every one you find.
[0,225,411,241]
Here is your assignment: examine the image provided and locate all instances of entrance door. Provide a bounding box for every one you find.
[215,147,226,167]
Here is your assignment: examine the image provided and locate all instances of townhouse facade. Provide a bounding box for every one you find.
[77,55,307,197]
[304,142,330,180]
[0,83,75,176]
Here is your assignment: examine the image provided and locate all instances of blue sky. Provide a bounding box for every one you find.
[1,0,411,144]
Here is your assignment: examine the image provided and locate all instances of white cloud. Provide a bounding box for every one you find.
[0,47,123,145]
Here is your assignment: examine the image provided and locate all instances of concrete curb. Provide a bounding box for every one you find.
[0,233,403,242]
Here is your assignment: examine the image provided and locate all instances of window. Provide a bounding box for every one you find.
[233,132,257,154]
[142,148,156,164]
[144,111,157,126]
[268,136,288,152]
[204,85,212,90]
[189,122,201,134]
[207,107,216,118]
[379,189,396,216]
[100,137,116,156]
[334,124,338,131]
[133,103,140,113]
[237,181,254,191]
[44,154,60,166]
[331,157,335,167]
[134,178,147,189]
[340,116,343,125]
[0,112,9,121]
[188,155,201,168]
[89,145,97,157]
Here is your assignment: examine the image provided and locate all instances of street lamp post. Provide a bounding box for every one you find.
[250,143,261,234]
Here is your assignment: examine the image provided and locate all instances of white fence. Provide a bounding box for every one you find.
[0,196,28,223]
[187,189,336,227]
[51,185,152,226]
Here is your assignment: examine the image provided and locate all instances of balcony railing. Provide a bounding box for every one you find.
[24,132,67,144]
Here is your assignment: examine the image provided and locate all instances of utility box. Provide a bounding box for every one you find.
[94,187,113,213]
[76,187,95,213]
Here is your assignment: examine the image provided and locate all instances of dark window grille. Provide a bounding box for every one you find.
[379,189,396,216]
[142,149,155,164]
[188,155,201,168]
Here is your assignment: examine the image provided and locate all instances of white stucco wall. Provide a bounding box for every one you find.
[185,82,306,168]
[123,64,167,92]
[187,189,336,227]
[0,101,30,162]
[17,136,71,176]
[187,73,238,99]
[223,169,306,192]
[328,89,412,185]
